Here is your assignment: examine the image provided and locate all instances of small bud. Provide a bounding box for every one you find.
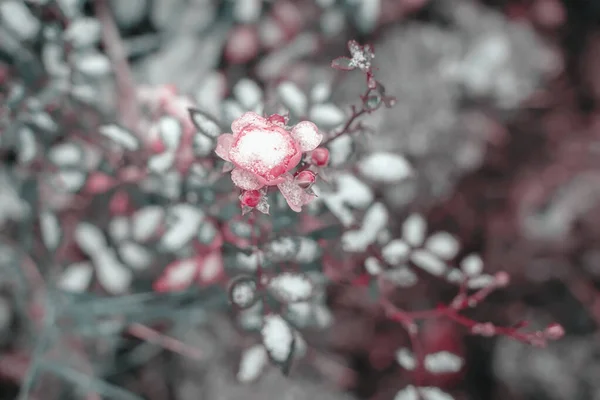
[471,322,496,337]
[240,190,262,208]
[311,147,329,167]
[494,271,510,287]
[295,170,316,189]
[267,113,288,127]
[544,323,565,340]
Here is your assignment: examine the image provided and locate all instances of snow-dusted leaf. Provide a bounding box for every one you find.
[229,275,258,309]
[158,116,183,150]
[341,202,388,251]
[99,124,140,151]
[58,261,93,293]
[48,143,83,166]
[309,103,345,127]
[460,254,483,276]
[355,0,381,33]
[196,251,223,285]
[402,214,426,247]
[365,256,383,275]
[268,272,314,303]
[396,348,416,370]
[75,52,111,76]
[237,344,268,383]
[131,206,164,242]
[233,78,262,110]
[261,314,295,368]
[193,132,213,156]
[188,108,221,138]
[74,222,106,256]
[64,17,101,47]
[263,237,300,262]
[40,211,61,251]
[467,274,495,289]
[382,239,410,265]
[0,1,40,40]
[108,217,130,241]
[410,249,447,276]
[52,169,87,192]
[159,204,204,251]
[18,126,37,163]
[358,152,413,183]
[424,232,460,260]
[277,82,307,117]
[331,56,355,71]
[395,385,454,400]
[310,83,331,103]
[148,151,176,173]
[118,242,152,270]
[296,238,320,263]
[95,249,133,294]
[153,257,199,292]
[424,351,464,374]
[233,0,261,23]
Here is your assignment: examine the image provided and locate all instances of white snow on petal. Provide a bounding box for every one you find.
[461,254,483,276]
[94,249,133,294]
[424,351,464,374]
[261,314,295,363]
[58,261,93,293]
[402,214,426,247]
[277,82,307,116]
[48,143,83,166]
[118,242,152,270]
[158,116,182,150]
[40,211,61,250]
[64,17,101,47]
[395,348,416,370]
[268,272,313,303]
[410,249,447,276]
[309,103,345,127]
[76,53,111,76]
[237,344,268,383]
[99,124,139,151]
[0,1,40,40]
[160,204,204,251]
[233,78,262,110]
[74,222,106,256]
[424,232,460,260]
[358,152,412,183]
[382,239,410,265]
[132,206,164,242]
[291,121,322,151]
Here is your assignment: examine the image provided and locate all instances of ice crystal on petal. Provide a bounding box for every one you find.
[231,168,264,190]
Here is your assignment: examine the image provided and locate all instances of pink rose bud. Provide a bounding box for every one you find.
[295,170,316,189]
[544,323,565,340]
[240,190,262,208]
[311,147,329,167]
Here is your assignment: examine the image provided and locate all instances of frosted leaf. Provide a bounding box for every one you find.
[236,252,262,271]
[229,276,258,309]
[309,104,345,128]
[131,206,164,242]
[278,82,307,116]
[222,100,246,123]
[460,254,483,276]
[109,217,130,241]
[148,151,176,173]
[237,344,268,383]
[384,267,418,287]
[361,202,388,236]
[233,0,261,23]
[261,314,295,365]
[99,124,139,151]
[446,269,464,283]
[296,238,320,263]
[264,237,299,262]
[75,222,106,256]
[64,18,101,47]
[410,250,447,276]
[314,305,333,328]
[277,174,313,212]
[48,143,83,166]
[18,126,37,163]
[159,204,204,251]
[355,0,381,33]
[40,211,61,251]
[467,274,495,289]
[193,132,213,156]
[233,78,262,109]
[158,116,182,150]
[310,83,331,103]
[291,121,322,152]
[53,170,86,192]
[424,351,464,374]
[395,386,454,400]
[189,109,221,138]
[195,72,225,119]
[31,112,57,132]
[154,258,198,292]
[0,1,40,40]
[358,152,413,183]
[396,348,416,370]
[293,331,307,357]
[268,272,314,303]
[328,135,353,166]
[424,232,460,260]
[382,239,410,265]
[58,262,93,293]
[365,257,383,275]
[75,53,111,76]
[197,251,222,283]
[402,214,426,247]
[118,242,152,270]
[196,221,218,245]
[95,249,133,294]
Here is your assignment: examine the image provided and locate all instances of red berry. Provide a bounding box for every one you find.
[295,170,316,189]
[240,190,261,208]
[311,147,329,167]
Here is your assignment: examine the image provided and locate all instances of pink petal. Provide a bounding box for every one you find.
[215,134,234,161]
[231,112,268,136]
[231,168,265,190]
[291,121,322,152]
[277,174,314,212]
